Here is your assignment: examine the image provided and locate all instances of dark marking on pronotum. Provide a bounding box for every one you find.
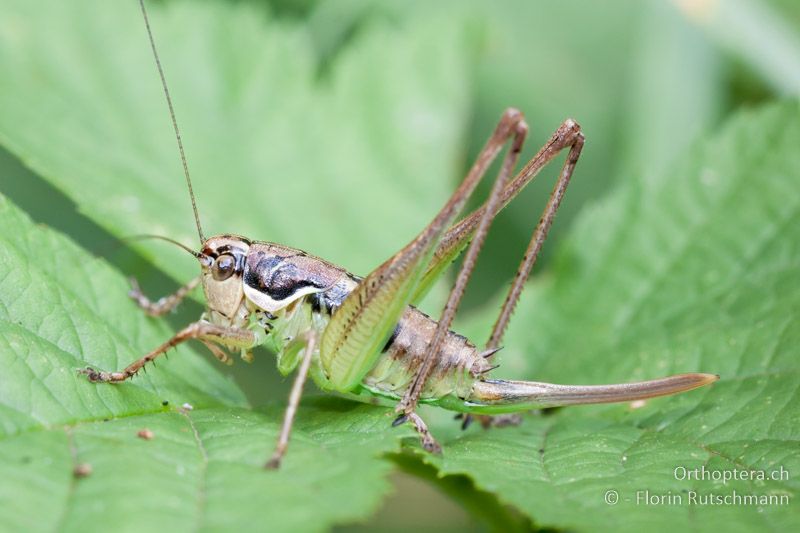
[245,257,326,302]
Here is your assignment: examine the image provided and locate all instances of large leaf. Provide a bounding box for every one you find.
[0,194,412,532]
[429,102,800,531]
[1,0,799,531]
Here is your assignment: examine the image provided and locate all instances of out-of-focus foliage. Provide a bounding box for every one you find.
[0,0,798,531]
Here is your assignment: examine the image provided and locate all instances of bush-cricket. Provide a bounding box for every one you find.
[81,0,719,468]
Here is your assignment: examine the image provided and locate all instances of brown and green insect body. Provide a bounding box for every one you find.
[198,236,494,412]
[84,0,719,467]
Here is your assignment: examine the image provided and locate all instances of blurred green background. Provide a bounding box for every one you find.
[2,0,799,530]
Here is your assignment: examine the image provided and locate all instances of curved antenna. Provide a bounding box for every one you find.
[124,234,204,259]
[138,0,205,244]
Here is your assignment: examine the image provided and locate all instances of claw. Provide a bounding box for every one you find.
[78,366,130,383]
[401,411,442,454]
[79,367,104,383]
[423,438,442,454]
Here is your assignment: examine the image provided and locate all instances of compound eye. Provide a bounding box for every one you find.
[212,253,237,281]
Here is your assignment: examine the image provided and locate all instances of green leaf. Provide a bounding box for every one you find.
[433,102,800,531]
[0,195,247,433]
[0,195,412,532]
[1,0,799,531]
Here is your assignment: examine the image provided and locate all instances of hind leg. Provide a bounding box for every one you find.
[400,122,584,420]
[393,411,442,453]
[460,126,585,429]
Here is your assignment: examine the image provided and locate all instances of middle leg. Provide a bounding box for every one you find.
[265,332,318,469]
[129,276,201,317]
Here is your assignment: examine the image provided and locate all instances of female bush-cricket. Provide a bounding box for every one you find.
[81,0,718,469]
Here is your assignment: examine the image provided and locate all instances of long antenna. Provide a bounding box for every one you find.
[124,234,205,259]
[138,0,205,244]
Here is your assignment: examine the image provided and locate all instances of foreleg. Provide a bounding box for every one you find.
[265,332,318,469]
[80,321,255,383]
